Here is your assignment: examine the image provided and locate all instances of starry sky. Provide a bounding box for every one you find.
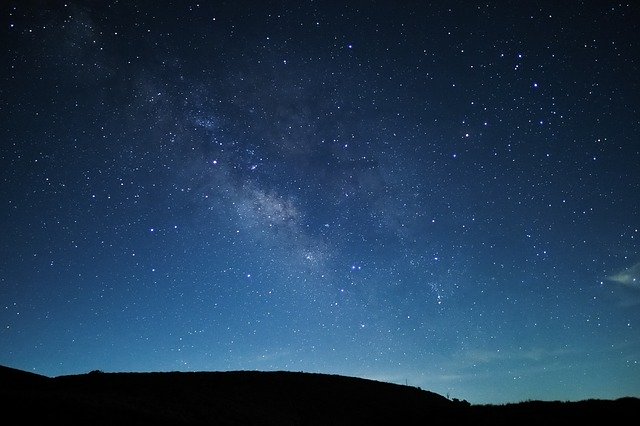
[1,0,639,405]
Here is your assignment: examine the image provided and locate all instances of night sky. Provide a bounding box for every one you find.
[2,1,639,405]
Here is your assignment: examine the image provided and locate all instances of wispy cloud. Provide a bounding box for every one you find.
[460,346,576,366]
[606,262,640,289]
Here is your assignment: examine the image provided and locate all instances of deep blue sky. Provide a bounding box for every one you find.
[1,1,639,404]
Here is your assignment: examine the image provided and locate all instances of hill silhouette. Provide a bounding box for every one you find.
[1,364,638,425]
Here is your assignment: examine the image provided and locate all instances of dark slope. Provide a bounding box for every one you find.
[1,367,467,425]
[2,365,639,425]
[0,364,51,389]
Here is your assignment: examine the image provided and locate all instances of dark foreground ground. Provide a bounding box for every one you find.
[1,364,638,425]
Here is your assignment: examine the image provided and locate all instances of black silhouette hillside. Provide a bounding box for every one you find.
[1,364,638,425]
[0,365,464,425]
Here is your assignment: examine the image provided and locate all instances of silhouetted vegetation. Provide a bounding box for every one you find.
[1,364,637,425]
